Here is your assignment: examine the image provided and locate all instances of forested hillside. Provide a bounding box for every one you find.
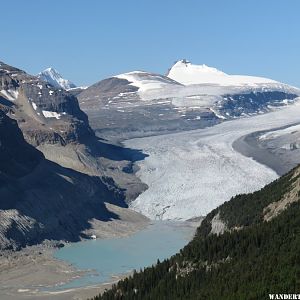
[92,166,300,300]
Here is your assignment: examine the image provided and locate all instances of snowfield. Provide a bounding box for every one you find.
[112,61,299,111]
[115,71,181,93]
[167,60,277,86]
[125,101,300,220]
[0,89,19,101]
[42,110,62,119]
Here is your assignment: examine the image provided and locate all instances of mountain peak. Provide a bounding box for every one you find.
[37,67,76,90]
[167,59,276,86]
[172,59,191,66]
[44,67,58,73]
[169,59,226,77]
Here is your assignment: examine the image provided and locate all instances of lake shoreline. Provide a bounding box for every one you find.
[0,203,150,300]
[0,220,198,300]
[0,243,137,300]
[52,220,198,290]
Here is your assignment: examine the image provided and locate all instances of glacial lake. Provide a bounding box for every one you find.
[53,221,196,290]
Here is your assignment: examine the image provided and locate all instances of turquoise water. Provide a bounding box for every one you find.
[53,221,195,290]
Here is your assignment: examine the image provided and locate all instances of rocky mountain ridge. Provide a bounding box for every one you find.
[0,61,146,202]
[0,61,148,250]
[0,61,92,146]
[78,60,300,141]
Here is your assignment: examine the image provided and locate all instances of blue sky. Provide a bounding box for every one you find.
[1,0,299,87]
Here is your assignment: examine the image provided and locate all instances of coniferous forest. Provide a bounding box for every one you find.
[91,167,300,300]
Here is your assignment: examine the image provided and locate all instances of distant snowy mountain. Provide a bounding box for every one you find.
[78,60,300,141]
[167,59,277,86]
[37,67,76,90]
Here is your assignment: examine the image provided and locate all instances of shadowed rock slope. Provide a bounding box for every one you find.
[0,111,129,250]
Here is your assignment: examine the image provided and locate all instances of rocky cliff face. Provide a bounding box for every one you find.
[0,61,93,147]
[0,110,148,250]
[0,61,146,203]
[0,110,43,179]
[0,111,106,249]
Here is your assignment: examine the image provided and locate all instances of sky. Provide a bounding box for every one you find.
[1,0,300,87]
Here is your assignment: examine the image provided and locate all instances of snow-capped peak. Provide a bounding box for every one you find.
[37,67,76,90]
[167,59,277,86]
[170,59,226,76]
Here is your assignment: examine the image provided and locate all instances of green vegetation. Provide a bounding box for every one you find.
[91,167,300,300]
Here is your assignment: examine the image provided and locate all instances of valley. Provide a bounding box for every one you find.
[3,101,300,300]
[2,3,299,299]
[1,59,300,299]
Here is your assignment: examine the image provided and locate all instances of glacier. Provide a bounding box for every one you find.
[125,100,300,220]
